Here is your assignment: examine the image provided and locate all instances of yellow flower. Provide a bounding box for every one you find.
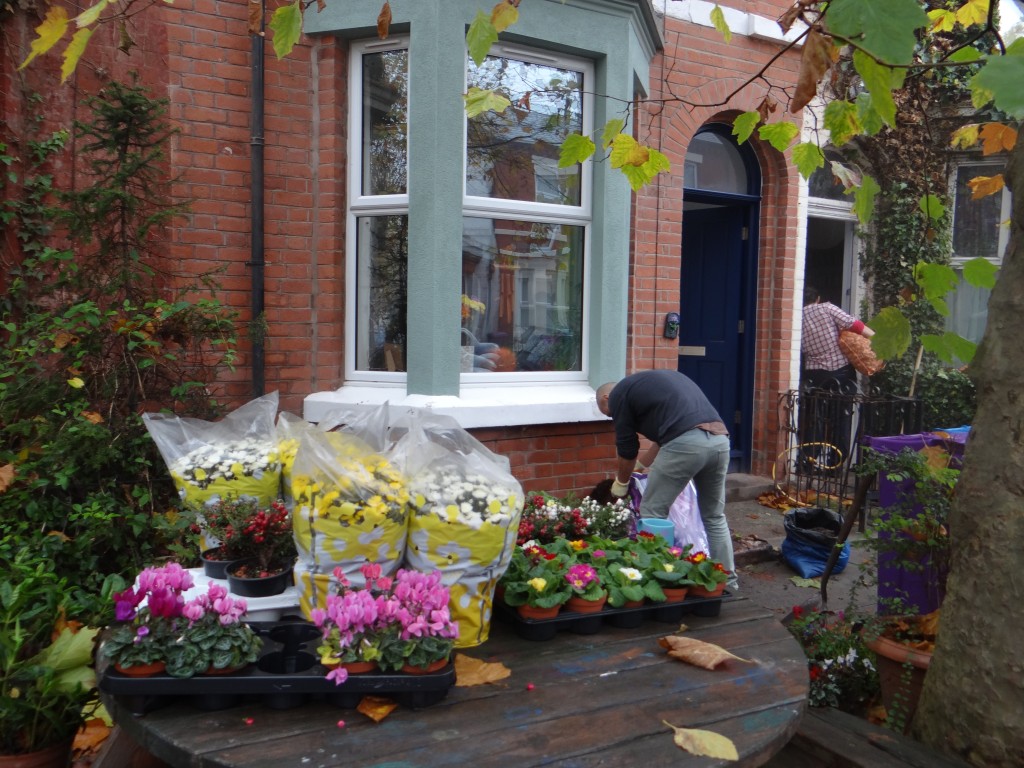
[527,577,547,592]
[570,540,586,551]
[662,563,674,573]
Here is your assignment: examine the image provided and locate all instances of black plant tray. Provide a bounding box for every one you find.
[495,592,729,641]
[99,619,455,715]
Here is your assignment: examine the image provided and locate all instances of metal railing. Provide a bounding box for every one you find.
[775,387,923,509]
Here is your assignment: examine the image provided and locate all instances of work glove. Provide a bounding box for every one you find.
[610,479,630,498]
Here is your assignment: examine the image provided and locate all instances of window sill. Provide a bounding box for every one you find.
[303,383,607,429]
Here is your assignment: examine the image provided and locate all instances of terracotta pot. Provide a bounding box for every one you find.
[339,660,378,674]
[226,560,294,598]
[0,739,73,768]
[660,586,689,603]
[621,599,646,609]
[204,663,248,676]
[864,633,931,732]
[566,594,607,614]
[516,604,561,620]
[688,582,726,598]
[401,658,449,675]
[113,660,166,677]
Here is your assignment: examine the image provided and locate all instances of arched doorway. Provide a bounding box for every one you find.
[679,125,762,471]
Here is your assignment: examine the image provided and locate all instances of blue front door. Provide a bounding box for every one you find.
[678,204,753,469]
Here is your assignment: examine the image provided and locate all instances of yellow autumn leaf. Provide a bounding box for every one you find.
[927,8,957,33]
[453,653,511,686]
[376,1,391,39]
[979,122,1018,155]
[663,721,739,761]
[0,464,15,493]
[968,174,1004,200]
[356,695,398,722]
[19,6,69,70]
[609,134,649,169]
[67,377,85,389]
[75,0,109,28]
[956,0,989,28]
[53,331,78,349]
[491,0,518,33]
[949,124,980,150]
[62,28,94,83]
[81,411,104,425]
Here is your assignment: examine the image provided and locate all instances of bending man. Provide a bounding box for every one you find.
[596,370,737,590]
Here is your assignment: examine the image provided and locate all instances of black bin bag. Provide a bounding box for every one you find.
[780,507,850,578]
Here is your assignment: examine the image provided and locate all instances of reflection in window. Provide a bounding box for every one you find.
[356,215,408,371]
[952,163,1002,260]
[361,49,408,197]
[808,158,850,201]
[684,132,748,194]
[462,217,584,372]
[466,55,583,206]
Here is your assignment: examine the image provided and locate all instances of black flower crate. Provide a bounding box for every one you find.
[98,620,455,715]
[495,593,728,642]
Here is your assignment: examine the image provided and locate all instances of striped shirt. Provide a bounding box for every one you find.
[802,302,863,371]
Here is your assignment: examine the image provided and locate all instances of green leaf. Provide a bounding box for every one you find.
[757,121,799,152]
[971,55,1024,119]
[918,194,945,221]
[559,133,596,167]
[467,11,498,67]
[619,147,671,191]
[464,86,510,118]
[868,306,912,360]
[948,47,982,63]
[710,5,732,42]
[732,111,760,145]
[790,576,819,589]
[75,0,109,28]
[962,257,998,289]
[854,93,885,136]
[601,119,625,150]
[915,261,958,304]
[823,100,861,145]
[853,50,898,126]
[268,2,302,60]
[853,173,879,224]
[792,142,825,179]
[921,332,976,365]
[825,0,928,65]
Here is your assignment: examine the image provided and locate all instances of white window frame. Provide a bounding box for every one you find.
[460,43,594,386]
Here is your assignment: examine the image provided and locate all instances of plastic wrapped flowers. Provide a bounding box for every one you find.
[310,563,458,684]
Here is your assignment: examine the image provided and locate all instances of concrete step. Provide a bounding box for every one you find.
[725,472,773,503]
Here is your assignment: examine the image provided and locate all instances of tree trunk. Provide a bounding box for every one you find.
[912,129,1024,765]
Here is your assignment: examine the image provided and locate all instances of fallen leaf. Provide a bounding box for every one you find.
[454,653,511,686]
[0,463,14,493]
[357,696,398,722]
[72,719,110,756]
[663,720,739,760]
[790,576,820,589]
[658,635,751,669]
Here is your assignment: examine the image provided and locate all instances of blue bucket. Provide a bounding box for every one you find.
[638,517,675,544]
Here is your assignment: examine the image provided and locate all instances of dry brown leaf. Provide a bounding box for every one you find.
[73,719,111,756]
[357,695,398,722]
[919,444,954,472]
[247,0,262,35]
[658,635,751,670]
[454,653,511,686]
[756,95,778,124]
[0,464,14,493]
[81,411,104,425]
[376,2,391,39]
[791,29,835,113]
[664,720,739,760]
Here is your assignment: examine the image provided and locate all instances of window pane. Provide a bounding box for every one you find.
[466,55,583,206]
[684,132,748,194]
[808,159,849,201]
[355,215,408,371]
[945,267,996,346]
[953,164,1000,259]
[361,49,407,196]
[462,217,584,372]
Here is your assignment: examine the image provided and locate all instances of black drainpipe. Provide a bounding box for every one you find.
[249,0,266,397]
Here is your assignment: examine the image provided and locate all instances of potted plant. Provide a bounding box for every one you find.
[562,563,607,613]
[498,543,572,619]
[102,562,194,676]
[217,499,298,597]
[680,551,730,598]
[311,563,459,682]
[165,583,263,677]
[1,553,102,765]
[647,544,695,603]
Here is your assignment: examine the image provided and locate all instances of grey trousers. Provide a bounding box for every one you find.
[639,429,737,588]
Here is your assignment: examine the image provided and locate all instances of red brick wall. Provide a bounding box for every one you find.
[2,1,802,492]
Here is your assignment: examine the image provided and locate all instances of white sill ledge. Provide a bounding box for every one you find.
[303,383,609,430]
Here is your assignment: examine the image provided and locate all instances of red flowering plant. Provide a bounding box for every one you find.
[516,493,632,546]
[679,551,730,591]
[188,497,297,576]
[498,542,572,609]
[786,606,878,713]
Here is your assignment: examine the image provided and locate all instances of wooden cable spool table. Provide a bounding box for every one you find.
[102,595,808,767]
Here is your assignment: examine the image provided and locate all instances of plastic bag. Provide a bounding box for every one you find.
[290,427,408,617]
[143,392,283,512]
[781,507,849,578]
[391,409,523,648]
[629,474,710,555]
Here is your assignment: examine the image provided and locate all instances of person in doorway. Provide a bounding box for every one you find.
[596,370,737,589]
[800,285,875,472]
